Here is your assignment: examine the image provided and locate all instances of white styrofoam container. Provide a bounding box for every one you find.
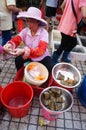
[68,45,86,61]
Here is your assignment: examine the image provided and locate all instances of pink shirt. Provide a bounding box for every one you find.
[58,0,86,36]
[18,27,50,61]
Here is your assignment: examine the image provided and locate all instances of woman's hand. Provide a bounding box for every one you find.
[3,43,13,53]
[11,48,25,56]
[22,47,30,60]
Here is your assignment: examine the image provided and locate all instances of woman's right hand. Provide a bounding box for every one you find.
[11,48,25,56]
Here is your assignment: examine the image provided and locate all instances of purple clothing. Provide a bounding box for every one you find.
[0,45,3,54]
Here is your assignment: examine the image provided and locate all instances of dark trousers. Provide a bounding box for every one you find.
[56,33,77,55]
[15,55,55,73]
[2,30,11,46]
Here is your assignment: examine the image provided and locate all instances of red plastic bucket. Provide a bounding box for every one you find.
[0,86,3,108]
[14,67,53,97]
[1,81,33,118]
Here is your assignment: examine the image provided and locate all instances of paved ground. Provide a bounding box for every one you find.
[0,35,86,130]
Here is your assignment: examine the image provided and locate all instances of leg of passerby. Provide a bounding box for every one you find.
[52,33,65,63]
[11,13,16,35]
[2,30,11,46]
[61,34,77,62]
[2,30,12,60]
[45,6,53,31]
[11,21,16,35]
[45,1,58,31]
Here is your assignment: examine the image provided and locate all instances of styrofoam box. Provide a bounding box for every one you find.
[68,45,86,61]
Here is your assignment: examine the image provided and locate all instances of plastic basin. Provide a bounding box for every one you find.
[1,81,33,118]
[14,67,53,97]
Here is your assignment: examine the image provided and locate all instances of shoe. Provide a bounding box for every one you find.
[2,54,13,61]
[61,51,71,63]
[62,58,71,63]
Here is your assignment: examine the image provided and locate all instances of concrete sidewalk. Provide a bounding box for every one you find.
[0,33,86,130]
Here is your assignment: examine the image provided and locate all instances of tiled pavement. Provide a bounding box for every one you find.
[0,37,86,130]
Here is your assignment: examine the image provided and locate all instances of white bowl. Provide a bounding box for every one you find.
[24,62,49,86]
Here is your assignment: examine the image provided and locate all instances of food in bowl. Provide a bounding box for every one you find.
[43,87,64,111]
[24,62,49,86]
[40,86,73,112]
[57,72,78,86]
[27,63,45,81]
[52,63,81,89]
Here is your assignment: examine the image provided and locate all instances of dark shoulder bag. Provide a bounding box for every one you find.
[71,0,86,33]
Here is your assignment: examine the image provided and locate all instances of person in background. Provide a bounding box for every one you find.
[58,0,64,8]
[27,0,44,18]
[0,0,22,60]
[0,45,4,72]
[4,7,55,73]
[52,0,86,63]
[45,0,59,31]
[0,0,21,46]
[11,13,17,35]
[28,0,43,9]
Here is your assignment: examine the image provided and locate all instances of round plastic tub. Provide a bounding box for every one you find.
[24,62,49,86]
[14,67,53,97]
[1,81,33,118]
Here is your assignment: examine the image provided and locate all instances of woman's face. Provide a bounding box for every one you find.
[27,18,40,31]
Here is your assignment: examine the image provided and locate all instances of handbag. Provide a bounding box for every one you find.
[71,0,86,33]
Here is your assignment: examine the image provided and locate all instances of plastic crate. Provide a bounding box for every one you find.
[14,67,53,97]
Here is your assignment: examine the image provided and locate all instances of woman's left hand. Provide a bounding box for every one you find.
[22,47,30,60]
[11,48,25,56]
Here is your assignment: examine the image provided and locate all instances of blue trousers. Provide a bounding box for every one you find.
[2,30,11,46]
